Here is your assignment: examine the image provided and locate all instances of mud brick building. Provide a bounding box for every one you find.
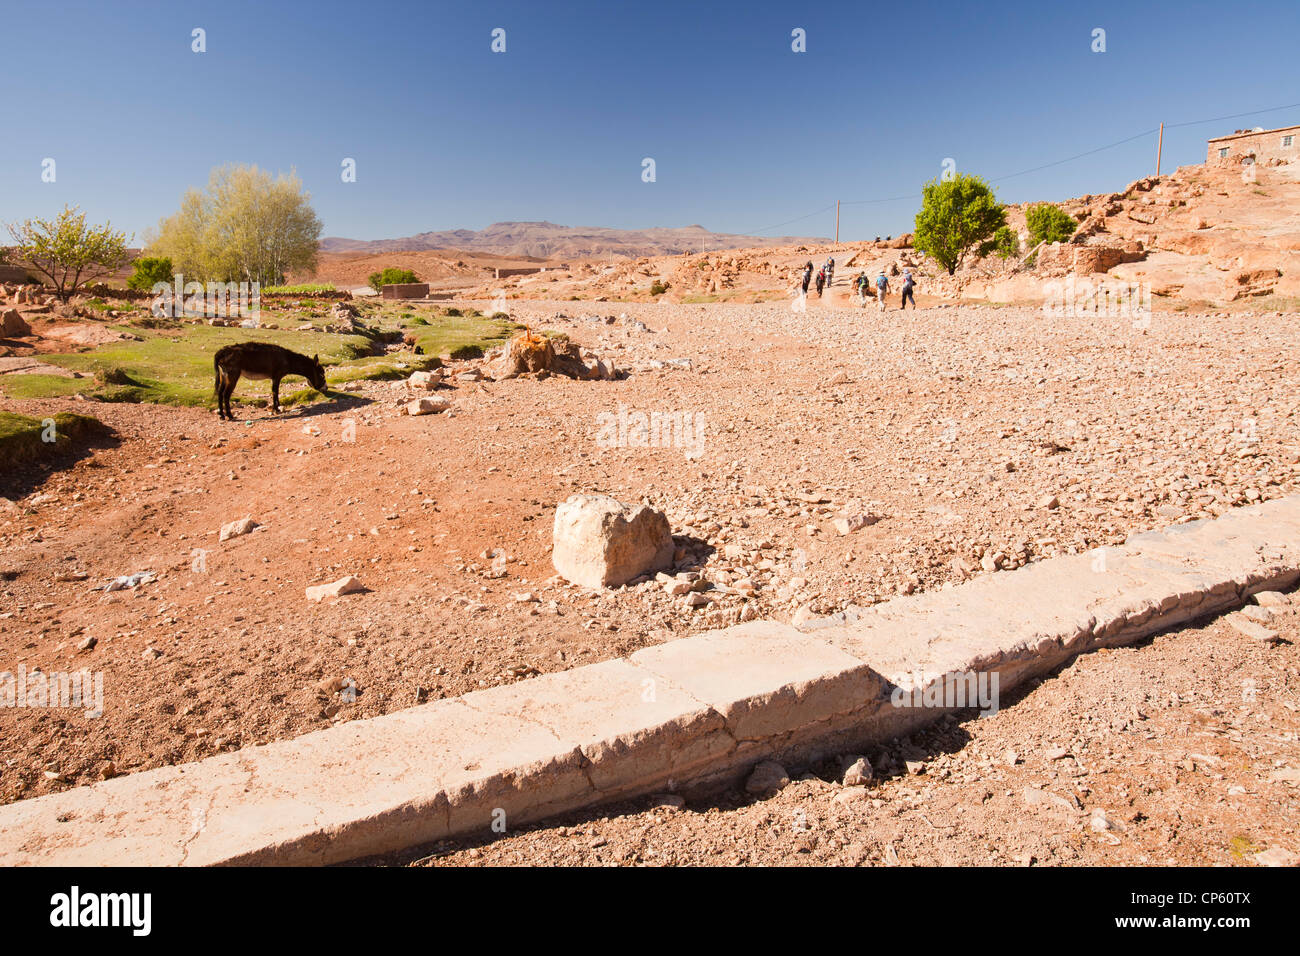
[1207,124,1300,167]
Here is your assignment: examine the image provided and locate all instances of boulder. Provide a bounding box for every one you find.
[1,309,31,337]
[496,329,555,379]
[552,493,674,589]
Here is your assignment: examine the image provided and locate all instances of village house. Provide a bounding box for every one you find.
[1207,124,1300,167]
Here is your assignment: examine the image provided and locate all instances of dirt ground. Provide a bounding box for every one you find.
[2,297,1298,829]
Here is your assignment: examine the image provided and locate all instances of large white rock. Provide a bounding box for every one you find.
[552,494,674,589]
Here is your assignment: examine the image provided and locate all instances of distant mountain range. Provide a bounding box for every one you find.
[319,221,828,260]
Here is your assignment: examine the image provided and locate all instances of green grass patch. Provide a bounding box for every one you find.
[0,411,107,467]
[401,310,519,359]
[2,325,374,408]
[0,307,521,409]
[264,283,337,294]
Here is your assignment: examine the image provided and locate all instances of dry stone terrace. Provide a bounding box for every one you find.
[1,297,1298,811]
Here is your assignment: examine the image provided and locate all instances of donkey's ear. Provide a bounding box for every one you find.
[312,354,319,363]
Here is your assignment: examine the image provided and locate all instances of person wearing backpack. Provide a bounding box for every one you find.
[801,262,813,294]
[855,271,869,305]
[815,268,826,297]
[875,270,889,311]
[900,270,916,309]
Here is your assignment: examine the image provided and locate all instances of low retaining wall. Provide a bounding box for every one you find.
[1,497,1297,866]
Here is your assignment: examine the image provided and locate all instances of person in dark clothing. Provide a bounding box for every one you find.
[900,270,916,309]
[815,268,826,297]
[801,262,813,294]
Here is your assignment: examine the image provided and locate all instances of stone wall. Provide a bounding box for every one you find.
[381,282,430,300]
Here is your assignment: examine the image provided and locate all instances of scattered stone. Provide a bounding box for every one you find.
[832,512,880,535]
[1023,787,1077,812]
[305,575,365,602]
[76,635,96,652]
[408,369,444,389]
[1226,613,1281,644]
[1252,591,1289,609]
[745,760,790,795]
[219,517,258,541]
[841,755,873,787]
[405,396,451,416]
[1253,847,1299,867]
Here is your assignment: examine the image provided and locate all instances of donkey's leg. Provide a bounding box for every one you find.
[271,377,281,415]
[224,369,241,420]
[217,369,230,420]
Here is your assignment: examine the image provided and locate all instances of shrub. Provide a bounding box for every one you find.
[979,226,1020,260]
[1025,203,1078,246]
[649,280,668,296]
[127,256,175,291]
[367,267,419,292]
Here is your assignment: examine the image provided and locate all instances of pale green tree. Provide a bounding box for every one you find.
[153,164,323,286]
[6,205,131,301]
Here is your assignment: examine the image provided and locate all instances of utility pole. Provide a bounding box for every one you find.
[834,200,840,244]
[1156,122,1164,178]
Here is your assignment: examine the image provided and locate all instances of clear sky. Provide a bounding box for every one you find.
[2,0,1298,244]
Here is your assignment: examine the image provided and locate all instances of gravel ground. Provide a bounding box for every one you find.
[2,299,1298,818]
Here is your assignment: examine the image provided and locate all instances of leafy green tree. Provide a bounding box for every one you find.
[912,174,1007,276]
[1024,203,1078,246]
[5,205,131,301]
[978,225,1020,260]
[152,164,323,286]
[367,267,419,292]
[127,256,175,291]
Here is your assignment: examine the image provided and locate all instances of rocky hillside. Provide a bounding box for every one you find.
[460,157,1300,310]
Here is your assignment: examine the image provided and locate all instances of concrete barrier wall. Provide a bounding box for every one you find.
[2,497,1297,866]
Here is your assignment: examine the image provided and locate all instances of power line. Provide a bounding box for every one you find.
[1166,99,1300,130]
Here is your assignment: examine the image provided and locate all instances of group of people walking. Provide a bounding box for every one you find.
[798,257,916,310]
[800,257,837,298]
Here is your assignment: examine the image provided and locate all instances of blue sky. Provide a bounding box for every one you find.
[2,0,1298,244]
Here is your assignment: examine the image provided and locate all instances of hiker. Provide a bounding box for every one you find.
[816,268,826,297]
[825,256,835,285]
[875,270,889,311]
[801,261,813,294]
[855,271,870,305]
[900,270,916,309]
